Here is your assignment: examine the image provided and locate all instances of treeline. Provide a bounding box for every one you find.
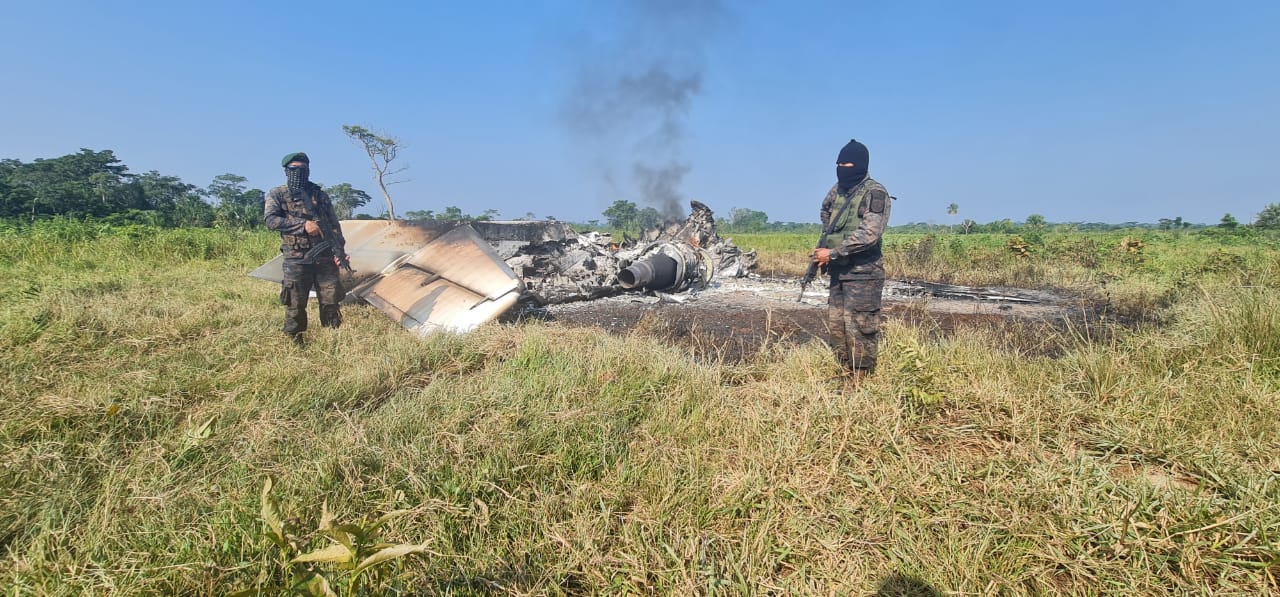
[595,202,819,233]
[713,207,1280,235]
[599,201,1280,236]
[0,149,373,228]
[7,150,1277,235]
[403,207,503,222]
[891,212,1279,234]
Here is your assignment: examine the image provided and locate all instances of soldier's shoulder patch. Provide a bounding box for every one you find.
[867,189,887,214]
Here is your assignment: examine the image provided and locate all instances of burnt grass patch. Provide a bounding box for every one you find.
[527,290,1117,364]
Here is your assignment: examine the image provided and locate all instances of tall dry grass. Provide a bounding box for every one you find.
[1,221,1277,594]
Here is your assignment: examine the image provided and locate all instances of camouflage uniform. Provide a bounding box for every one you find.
[263,184,345,338]
[820,177,891,372]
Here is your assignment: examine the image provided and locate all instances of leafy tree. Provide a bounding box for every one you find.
[636,207,662,229]
[1024,214,1047,230]
[323,183,373,220]
[403,209,435,221]
[947,203,958,217]
[602,200,638,229]
[0,149,226,226]
[438,206,466,222]
[342,124,405,220]
[728,207,769,232]
[134,171,196,211]
[207,174,247,205]
[88,172,117,207]
[2,149,134,217]
[982,219,1017,234]
[171,195,216,227]
[208,174,264,229]
[133,170,212,226]
[1219,213,1239,229]
[1255,204,1280,230]
[0,161,15,217]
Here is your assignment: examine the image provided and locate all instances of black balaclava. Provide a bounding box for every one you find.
[286,161,311,193]
[836,138,869,192]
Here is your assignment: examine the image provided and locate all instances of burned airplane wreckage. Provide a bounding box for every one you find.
[250,201,757,335]
[512,201,755,305]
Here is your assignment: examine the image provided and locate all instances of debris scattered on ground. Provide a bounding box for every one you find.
[510,200,757,306]
[252,200,1095,344]
[250,201,757,334]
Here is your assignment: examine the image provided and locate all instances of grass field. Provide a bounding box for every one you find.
[2,220,1278,594]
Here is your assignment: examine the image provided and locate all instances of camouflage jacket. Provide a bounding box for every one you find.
[263,184,345,260]
[819,176,891,279]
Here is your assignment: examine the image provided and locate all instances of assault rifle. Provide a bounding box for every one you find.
[797,242,827,302]
[797,192,857,302]
[298,186,354,273]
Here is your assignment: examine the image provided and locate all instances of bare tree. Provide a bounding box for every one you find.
[342,124,405,220]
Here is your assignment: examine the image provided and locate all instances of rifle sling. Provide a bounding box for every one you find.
[296,188,323,235]
[819,191,858,249]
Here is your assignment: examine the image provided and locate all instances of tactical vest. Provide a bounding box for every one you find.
[824,178,885,269]
[276,185,316,251]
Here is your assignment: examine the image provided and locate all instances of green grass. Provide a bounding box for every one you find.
[2,220,1278,594]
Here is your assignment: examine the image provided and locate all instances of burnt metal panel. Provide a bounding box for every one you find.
[352,225,523,335]
[248,220,456,284]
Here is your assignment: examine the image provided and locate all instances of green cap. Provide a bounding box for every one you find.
[281,152,310,167]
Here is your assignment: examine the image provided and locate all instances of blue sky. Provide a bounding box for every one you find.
[2,1,1277,225]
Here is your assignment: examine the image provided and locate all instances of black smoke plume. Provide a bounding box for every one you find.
[562,0,726,221]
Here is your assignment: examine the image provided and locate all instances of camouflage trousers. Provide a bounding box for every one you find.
[281,259,343,336]
[827,277,885,372]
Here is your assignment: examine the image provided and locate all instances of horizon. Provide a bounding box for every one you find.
[0,145,1262,228]
[2,1,1277,226]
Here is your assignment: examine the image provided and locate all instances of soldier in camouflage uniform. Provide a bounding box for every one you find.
[812,139,891,378]
[263,152,346,343]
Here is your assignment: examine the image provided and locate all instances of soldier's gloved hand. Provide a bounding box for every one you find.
[304,220,321,236]
[812,248,832,266]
